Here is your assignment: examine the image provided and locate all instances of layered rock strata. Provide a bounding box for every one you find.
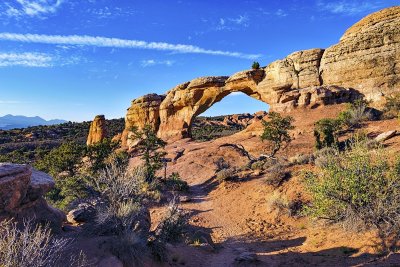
[123,7,400,146]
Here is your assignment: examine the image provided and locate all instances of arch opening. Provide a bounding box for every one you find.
[190,91,269,141]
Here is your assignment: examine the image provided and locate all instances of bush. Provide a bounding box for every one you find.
[304,140,400,252]
[314,118,341,149]
[338,99,371,128]
[264,163,289,187]
[312,147,337,168]
[252,61,260,70]
[216,168,236,183]
[289,153,311,165]
[261,112,295,157]
[384,93,400,119]
[0,220,86,267]
[166,172,189,192]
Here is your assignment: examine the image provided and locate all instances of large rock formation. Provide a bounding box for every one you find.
[0,163,65,232]
[123,7,400,146]
[87,115,107,146]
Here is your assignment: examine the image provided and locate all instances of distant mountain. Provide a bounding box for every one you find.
[0,114,67,130]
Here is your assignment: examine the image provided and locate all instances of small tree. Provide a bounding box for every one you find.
[252,61,260,70]
[131,125,167,182]
[261,112,294,157]
[314,118,341,149]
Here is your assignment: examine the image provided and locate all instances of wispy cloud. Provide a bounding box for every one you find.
[216,15,250,31]
[317,0,384,16]
[0,52,53,67]
[0,100,23,104]
[3,0,64,18]
[0,32,261,59]
[141,59,174,67]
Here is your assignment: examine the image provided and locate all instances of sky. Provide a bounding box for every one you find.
[0,0,398,121]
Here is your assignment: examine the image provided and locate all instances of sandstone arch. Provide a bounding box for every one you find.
[123,6,400,148]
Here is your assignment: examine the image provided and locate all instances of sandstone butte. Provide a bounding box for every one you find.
[87,114,107,146]
[117,6,399,148]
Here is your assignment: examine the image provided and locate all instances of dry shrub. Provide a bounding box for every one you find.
[313,147,337,168]
[264,163,290,187]
[215,168,237,182]
[266,191,289,213]
[0,220,87,267]
[289,153,311,165]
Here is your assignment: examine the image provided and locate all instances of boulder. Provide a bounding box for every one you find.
[87,115,107,146]
[0,163,65,232]
[67,202,96,224]
[0,163,31,212]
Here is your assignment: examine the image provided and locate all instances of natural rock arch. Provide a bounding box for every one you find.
[122,6,400,148]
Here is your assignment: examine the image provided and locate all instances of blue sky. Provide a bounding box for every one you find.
[0,0,398,121]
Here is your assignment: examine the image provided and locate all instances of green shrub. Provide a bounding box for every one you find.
[314,118,341,149]
[304,141,400,252]
[261,112,295,157]
[252,61,260,70]
[166,172,189,192]
[216,168,236,183]
[384,93,400,119]
[337,99,371,128]
[131,125,166,182]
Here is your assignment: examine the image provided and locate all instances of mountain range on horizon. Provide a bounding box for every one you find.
[0,114,67,130]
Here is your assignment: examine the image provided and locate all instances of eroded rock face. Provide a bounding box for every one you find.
[0,163,65,232]
[87,115,107,146]
[123,7,400,146]
[320,6,400,102]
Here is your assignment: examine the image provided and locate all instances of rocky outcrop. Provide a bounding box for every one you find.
[123,7,400,146]
[87,115,107,146]
[320,6,400,102]
[0,163,65,232]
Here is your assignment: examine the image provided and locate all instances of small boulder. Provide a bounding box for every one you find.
[67,202,97,224]
[234,252,258,263]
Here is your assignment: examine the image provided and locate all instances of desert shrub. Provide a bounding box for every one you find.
[34,141,84,177]
[312,147,338,168]
[0,220,86,267]
[289,153,311,165]
[314,118,342,149]
[252,61,260,70]
[214,157,230,171]
[131,125,167,182]
[338,99,371,128]
[383,93,400,119]
[304,141,400,252]
[266,191,289,213]
[216,168,236,183]
[87,162,154,264]
[150,201,187,262]
[154,201,187,243]
[264,163,289,187]
[85,138,120,174]
[166,172,189,192]
[261,112,295,157]
[250,157,278,171]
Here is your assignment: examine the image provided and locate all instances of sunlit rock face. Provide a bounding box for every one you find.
[87,115,107,146]
[122,7,400,146]
[320,6,400,102]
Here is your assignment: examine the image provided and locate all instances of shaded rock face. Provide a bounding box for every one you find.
[0,163,65,232]
[87,115,107,146]
[123,7,400,146]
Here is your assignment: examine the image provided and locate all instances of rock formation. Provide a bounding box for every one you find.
[87,115,107,146]
[0,163,65,232]
[122,7,400,147]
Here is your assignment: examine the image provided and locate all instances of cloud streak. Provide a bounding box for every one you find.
[0,32,261,60]
[0,52,53,67]
[4,0,64,18]
[141,59,174,67]
[317,0,384,16]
